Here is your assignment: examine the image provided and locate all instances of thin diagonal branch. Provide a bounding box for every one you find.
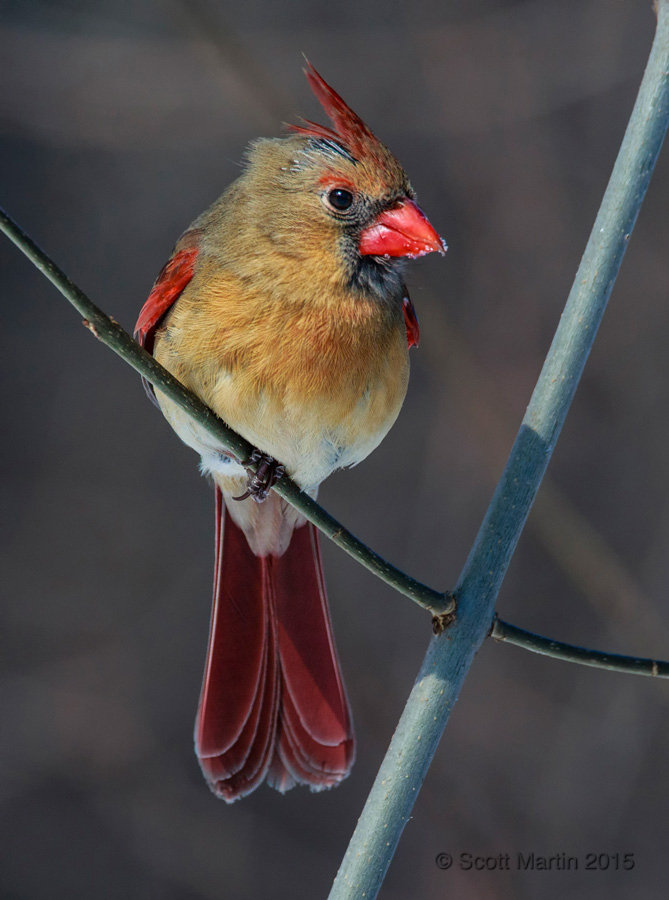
[492,618,669,678]
[329,3,669,899]
[0,206,452,619]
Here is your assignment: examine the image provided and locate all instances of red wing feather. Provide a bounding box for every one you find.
[135,232,200,403]
[403,295,420,349]
[135,245,199,353]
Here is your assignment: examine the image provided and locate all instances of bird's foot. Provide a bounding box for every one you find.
[233,449,285,504]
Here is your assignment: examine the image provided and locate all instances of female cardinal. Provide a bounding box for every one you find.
[135,64,446,802]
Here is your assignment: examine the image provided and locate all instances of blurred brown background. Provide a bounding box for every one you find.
[1,1,668,898]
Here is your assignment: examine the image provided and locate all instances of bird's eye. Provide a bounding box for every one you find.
[327,188,354,211]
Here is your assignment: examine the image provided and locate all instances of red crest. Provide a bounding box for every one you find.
[290,62,382,161]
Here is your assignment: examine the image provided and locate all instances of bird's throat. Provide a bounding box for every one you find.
[348,253,406,302]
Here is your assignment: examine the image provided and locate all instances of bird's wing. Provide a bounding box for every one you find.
[403,292,420,349]
[134,229,202,401]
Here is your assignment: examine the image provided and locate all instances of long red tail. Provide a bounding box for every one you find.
[195,487,355,801]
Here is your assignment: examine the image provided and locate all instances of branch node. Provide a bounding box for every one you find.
[431,593,457,635]
[82,318,100,338]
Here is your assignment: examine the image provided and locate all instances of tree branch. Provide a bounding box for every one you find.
[492,617,669,678]
[0,206,454,618]
[329,3,669,898]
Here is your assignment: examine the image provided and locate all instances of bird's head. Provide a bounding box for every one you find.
[238,64,446,300]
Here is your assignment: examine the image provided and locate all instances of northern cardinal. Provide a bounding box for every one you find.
[135,64,446,802]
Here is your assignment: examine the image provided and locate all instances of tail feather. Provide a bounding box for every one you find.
[195,489,267,758]
[273,523,352,746]
[201,575,273,780]
[209,594,280,801]
[281,688,353,777]
[195,487,354,802]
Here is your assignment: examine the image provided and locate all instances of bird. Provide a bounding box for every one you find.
[134,63,446,802]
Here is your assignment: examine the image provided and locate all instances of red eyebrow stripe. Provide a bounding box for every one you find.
[316,174,356,189]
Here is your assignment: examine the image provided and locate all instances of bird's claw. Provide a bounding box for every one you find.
[233,450,285,504]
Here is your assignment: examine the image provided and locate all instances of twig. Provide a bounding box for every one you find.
[422,305,667,641]
[329,3,669,898]
[492,617,669,678]
[0,207,452,619]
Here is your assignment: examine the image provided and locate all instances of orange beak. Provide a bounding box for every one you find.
[358,199,447,259]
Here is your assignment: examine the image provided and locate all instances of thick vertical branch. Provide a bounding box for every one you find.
[330,5,669,899]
